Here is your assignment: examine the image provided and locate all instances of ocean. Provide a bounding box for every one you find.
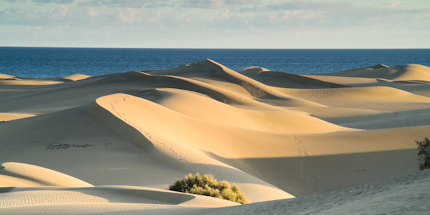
[1,47,429,79]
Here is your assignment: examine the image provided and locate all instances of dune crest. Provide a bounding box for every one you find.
[61,74,91,81]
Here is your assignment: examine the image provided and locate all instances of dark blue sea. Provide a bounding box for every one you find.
[1,47,429,79]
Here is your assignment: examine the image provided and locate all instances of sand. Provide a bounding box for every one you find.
[1,60,430,214]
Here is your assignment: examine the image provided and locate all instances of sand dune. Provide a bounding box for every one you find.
[325,108,430,129]
[151,59,289,99]
[313,64,430,82]
[62,74,90,81]
[201,169,430,215]
[240,67,347,89]
[0,73,88,86]
[1,60,430,214]
[0,74,16,79]
[281,86,430,111]
[306,64,430,86]
[1,185,238,214]
[0,113,34,122]
[0,79,62,85]
[0,162,93,187]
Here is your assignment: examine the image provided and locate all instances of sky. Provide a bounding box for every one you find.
[1,0,429,48]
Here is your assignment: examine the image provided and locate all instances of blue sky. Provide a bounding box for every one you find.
[1,0,429,48]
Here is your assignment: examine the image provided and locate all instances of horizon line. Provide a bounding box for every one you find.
[2,46,430,50]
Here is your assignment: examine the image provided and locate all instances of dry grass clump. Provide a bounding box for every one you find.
[168,173,250,204]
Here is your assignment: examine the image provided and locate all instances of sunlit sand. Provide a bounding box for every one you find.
[1,60,429,214]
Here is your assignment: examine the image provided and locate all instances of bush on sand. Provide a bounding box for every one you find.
[168,173,250,204]
[416,137,430,170]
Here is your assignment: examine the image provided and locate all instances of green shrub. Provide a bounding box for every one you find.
[416,137,430,170]
[169,173,250,204]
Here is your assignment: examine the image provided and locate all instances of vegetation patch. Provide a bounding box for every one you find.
[416,137,430,170]
[169,173,250,204]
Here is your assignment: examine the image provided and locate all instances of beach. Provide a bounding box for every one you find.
[1,59,429,214]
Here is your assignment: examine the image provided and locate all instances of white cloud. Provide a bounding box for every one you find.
[84,0,148,8]
[181,0,261,9]
[32,0,74,3]
[267,1,352,11]
[225,0,259,5]
[182,0,225,9]
[78,0,177,8]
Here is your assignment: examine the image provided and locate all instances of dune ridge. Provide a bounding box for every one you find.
[1,60,430,214]
[321,64,430,82]
[240,67,347,89]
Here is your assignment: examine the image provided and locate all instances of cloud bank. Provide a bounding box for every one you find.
[1,0,429,48]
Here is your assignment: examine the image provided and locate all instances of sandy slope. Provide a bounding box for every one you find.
[1,60,430,214]
[0,162,92,187]
[201,169,430,215]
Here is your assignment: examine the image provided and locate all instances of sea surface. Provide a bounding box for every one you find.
[1,47,429,79]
